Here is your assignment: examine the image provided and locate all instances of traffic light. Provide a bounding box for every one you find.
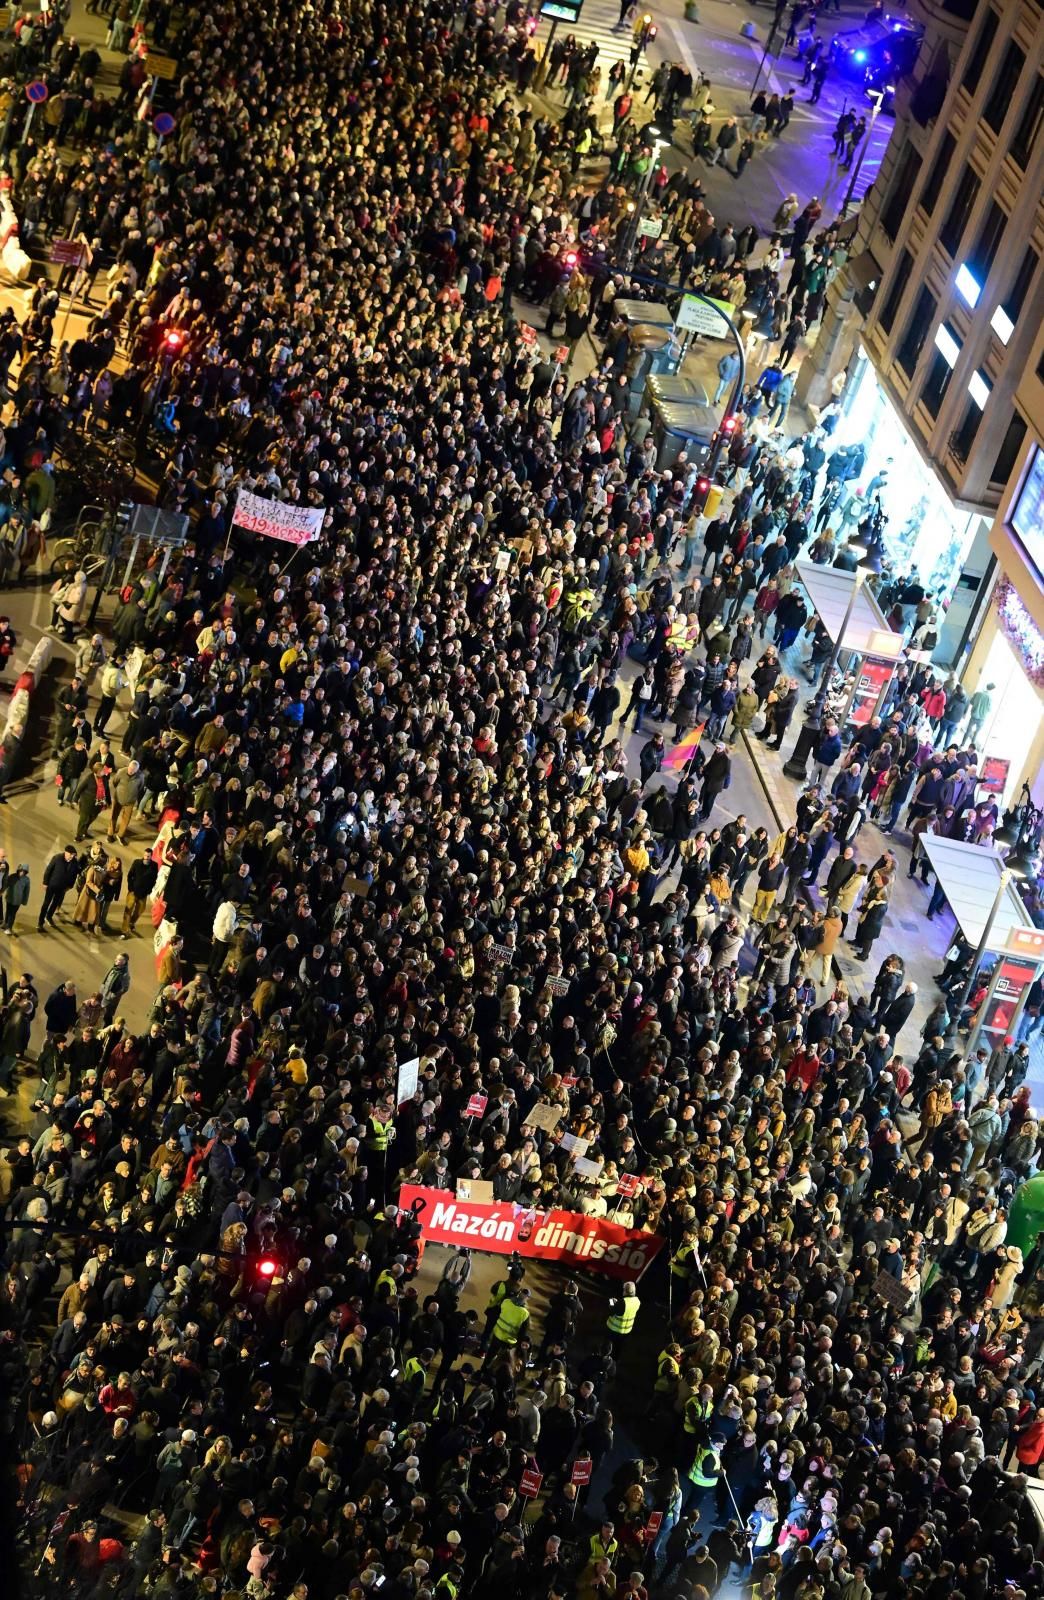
[690,477,711,513]
[525,13,537,30]
[257,1256,279,1280]
[162,328,183,352]
[646,22,658,39]
[563,250,578,269]
[722,414,738,435]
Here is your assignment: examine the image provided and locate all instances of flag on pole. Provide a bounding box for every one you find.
[663,722,705,770]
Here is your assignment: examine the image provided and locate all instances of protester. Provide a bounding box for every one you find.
[0,5,1040,1600]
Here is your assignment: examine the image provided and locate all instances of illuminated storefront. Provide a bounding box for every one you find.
[832,346,988,601]
[962,440,1044,810]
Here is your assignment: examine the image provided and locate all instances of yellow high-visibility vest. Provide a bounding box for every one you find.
[607,1294,640,1335]
[492,1298,530,1346]
[368,1117,392,1152]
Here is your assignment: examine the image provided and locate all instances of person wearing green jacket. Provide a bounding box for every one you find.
[732,684,760,737]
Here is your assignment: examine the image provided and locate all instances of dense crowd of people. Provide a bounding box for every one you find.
[0,2,1042,1600]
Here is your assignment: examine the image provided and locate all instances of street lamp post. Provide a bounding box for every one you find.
[750,11,782,100]
[954,866,1012,1030]
[840,89,883,217]
[783,567,864,781]
[627,15,656,91]
[620,129,667,270]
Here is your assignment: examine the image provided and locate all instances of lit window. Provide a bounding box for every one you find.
[934,323,961,366]
[991,304,1014,343]
[956,264,981,306]
[967,370,992,409]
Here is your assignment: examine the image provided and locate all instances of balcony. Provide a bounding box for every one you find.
[905,0,979,47]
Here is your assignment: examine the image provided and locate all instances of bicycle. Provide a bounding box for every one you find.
[48,509,114,578]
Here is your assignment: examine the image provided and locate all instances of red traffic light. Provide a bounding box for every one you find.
[163,329,183,350]
[690,477,711,512]
[722,415,738,433]
[258,1257,278,1278]
[525,14,537,30]
[647,23,658,37]
[564,251,578,268]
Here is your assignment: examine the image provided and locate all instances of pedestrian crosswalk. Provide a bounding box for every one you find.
[531,0,656,102]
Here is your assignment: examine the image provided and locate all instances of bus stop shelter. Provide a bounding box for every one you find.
[793,561,896,655]
[793,561,903,725]
[920,837,1037,950]
[920,836,1044,1054]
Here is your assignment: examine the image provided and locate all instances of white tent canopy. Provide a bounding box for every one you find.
[920,836,1037,951]
[794,562,898,658]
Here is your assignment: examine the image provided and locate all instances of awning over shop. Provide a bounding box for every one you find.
[847,249,882,316]
[847,250,881,294]
[920,837,1038,951]
[793,562,898,657]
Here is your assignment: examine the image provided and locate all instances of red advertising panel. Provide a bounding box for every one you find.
[977,955,1038,1047]
[399,1184,666,1282]
[848,659,894,727]
[980,756,1010,795]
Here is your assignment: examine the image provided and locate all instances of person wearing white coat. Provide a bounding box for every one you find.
[991,1245,1024,1311]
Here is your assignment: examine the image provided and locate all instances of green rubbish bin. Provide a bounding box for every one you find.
[1008,1174,1044,1256]
[685,0,699,18]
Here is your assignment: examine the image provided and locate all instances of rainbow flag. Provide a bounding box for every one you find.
[664,722,705,770]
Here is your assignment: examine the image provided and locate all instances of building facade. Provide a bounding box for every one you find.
[799,0,1044,681]
[961,324,1044,806]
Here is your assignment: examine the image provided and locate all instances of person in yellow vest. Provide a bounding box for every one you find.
[434,1561,464,1600]
[682,1382,715,1441]
[680,1439,722,1517]
[670,1228,699,1289]
[374,1262,403,1299]
[586,1522,619,1570]
[652,1344,683,1415]
[480,1259,525,1349]
[400,1346,433,1414]
[482,1285,531,1365]
[366,1098,396,1201]
[606,1281,640,1353]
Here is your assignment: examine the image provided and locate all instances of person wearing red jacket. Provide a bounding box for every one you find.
[1014,1406,1044,1471]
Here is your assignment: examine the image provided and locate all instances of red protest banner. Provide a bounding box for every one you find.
[616,1173,641,1198]
[519,1464,543,1498]
[571,1457,593,1486]
[398,1184,665,1283]
[465,1093,488,1118]
[646,1512,664,1536]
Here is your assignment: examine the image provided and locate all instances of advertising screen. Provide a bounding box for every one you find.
[1010,447,1044,580]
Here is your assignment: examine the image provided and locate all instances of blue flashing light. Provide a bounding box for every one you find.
[853,49,867,62]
